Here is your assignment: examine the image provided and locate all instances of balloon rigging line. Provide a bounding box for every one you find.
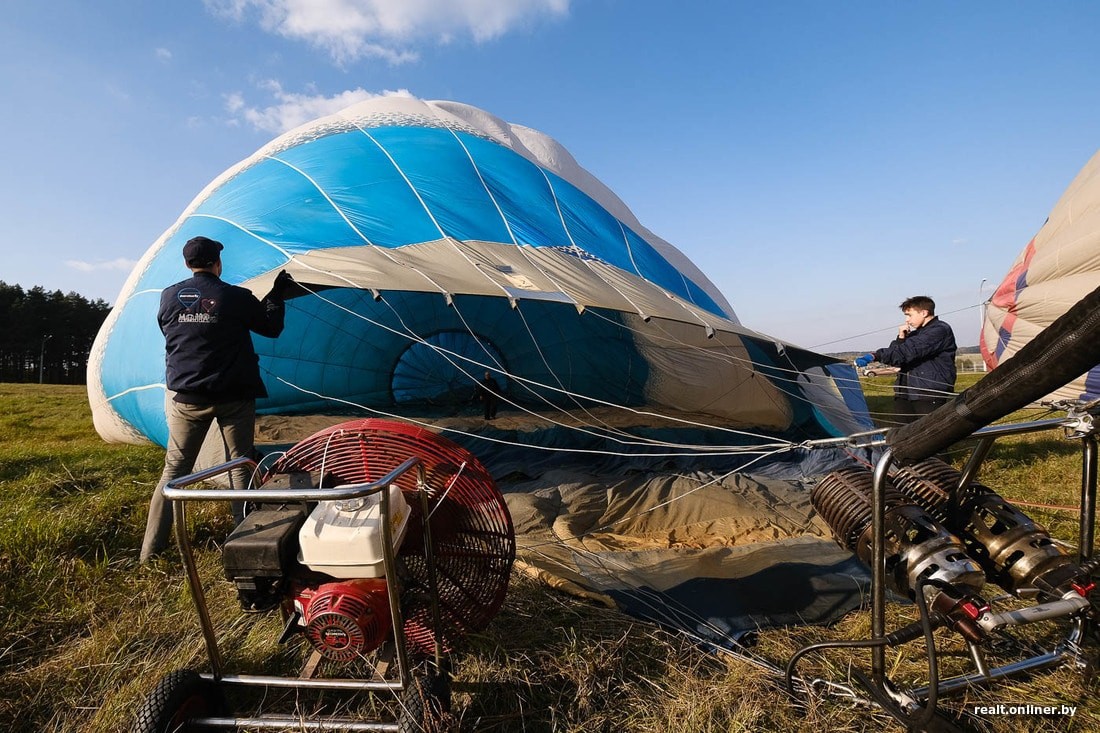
[272,376,796,458]
[345,119,447,242]
[528,164,653,319]
[377,289,719,450]
[580,305,961,414]
[809,301,987,350]
[578,306,876,430]
[433,105,662,323]
[510,300,661,444]
[519,537,873,709]
[582,251,651,320]
[102,382,166,404]
[621,313,799,421]
[273,278,945,455]
[283,281,799,450]
[519,541,772,666]
[188,213,295,260]
[394,293,818,446]
[314,288,669,450]
[257,200,875,424]
[581,305,836,385]
[266,156,378,246]
[390,298,802,451]
[408,286,618,438]
[425,460,467,522]
[268,248,900,447]
[519,540,814,681]
[584,306,956,400]
[439,122,520,247]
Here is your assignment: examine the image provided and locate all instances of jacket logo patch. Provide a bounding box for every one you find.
[177,288,201,309]
[201,298,217,313]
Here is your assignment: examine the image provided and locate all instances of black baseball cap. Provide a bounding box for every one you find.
[183,236,224,267]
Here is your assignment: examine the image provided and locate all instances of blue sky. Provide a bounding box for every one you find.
[3,1,1098,352]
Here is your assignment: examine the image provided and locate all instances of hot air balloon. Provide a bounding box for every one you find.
[981,149,1100,400]
[88,96,875,644]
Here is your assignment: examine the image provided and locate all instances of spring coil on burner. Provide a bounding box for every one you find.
[887,458,1085,599]
[811,467,985,598]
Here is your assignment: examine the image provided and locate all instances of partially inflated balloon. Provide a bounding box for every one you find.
[981,149,1100,400]
[88,96,868,446]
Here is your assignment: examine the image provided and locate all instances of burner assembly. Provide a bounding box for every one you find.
[788,401,1100,731]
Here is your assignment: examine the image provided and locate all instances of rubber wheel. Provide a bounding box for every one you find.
[398,670,453,733]
[133,669,225,733]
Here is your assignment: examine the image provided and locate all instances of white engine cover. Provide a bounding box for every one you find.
[298,483,411,578]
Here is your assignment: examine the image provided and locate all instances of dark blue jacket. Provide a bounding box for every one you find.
[873,316,957,401]
[159,272,284,404]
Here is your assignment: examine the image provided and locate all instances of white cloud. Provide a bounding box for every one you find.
[155,47,172,62]
[204,0,570,65]
[225,82,412,134]
[66,258,138,273]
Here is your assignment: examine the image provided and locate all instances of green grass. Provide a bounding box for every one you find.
[1,381,1098,731]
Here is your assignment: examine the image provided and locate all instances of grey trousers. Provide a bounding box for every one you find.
[140,398,256,562]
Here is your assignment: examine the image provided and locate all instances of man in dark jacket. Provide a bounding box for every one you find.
[140,236,295,562]
[474,370,501,420]
[855,295,957,424]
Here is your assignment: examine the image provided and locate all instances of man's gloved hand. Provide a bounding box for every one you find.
[266,270,300,300]
[854,353,875,368]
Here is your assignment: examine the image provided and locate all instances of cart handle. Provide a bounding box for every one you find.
[163,456,422,503]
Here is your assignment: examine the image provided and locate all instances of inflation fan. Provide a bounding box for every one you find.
[133,418,515,732]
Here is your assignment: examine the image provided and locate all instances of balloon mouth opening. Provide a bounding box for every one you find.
[391,330,506,406]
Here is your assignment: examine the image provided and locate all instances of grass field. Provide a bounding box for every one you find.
[1,378,1098,732]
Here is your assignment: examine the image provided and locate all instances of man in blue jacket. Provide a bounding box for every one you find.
[140,236,295,562]
[855,296,957,425]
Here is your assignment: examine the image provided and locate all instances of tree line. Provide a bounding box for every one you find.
[0,281,112,384]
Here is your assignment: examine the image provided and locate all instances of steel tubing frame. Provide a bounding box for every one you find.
[867,415,1098,704]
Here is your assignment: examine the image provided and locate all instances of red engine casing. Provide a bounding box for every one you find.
[296,578,392,661]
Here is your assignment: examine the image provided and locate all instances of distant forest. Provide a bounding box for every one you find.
[0,281,111,384]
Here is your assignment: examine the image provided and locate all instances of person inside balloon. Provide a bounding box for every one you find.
[140,236,298,563]
[853,295,957,424]
[474,370,501,421]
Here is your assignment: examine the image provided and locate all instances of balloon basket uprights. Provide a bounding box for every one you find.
[789,401,1100,731]
[134,418,516,733]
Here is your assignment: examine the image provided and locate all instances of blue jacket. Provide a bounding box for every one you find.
[159,272,284,404]
[873,316,957,401]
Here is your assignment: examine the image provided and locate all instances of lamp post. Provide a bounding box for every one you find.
[978,279,988,373]
[39,334,52,384]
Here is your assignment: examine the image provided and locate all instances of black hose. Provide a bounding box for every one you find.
[888,284,1100,465]
[784,636,890,697]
